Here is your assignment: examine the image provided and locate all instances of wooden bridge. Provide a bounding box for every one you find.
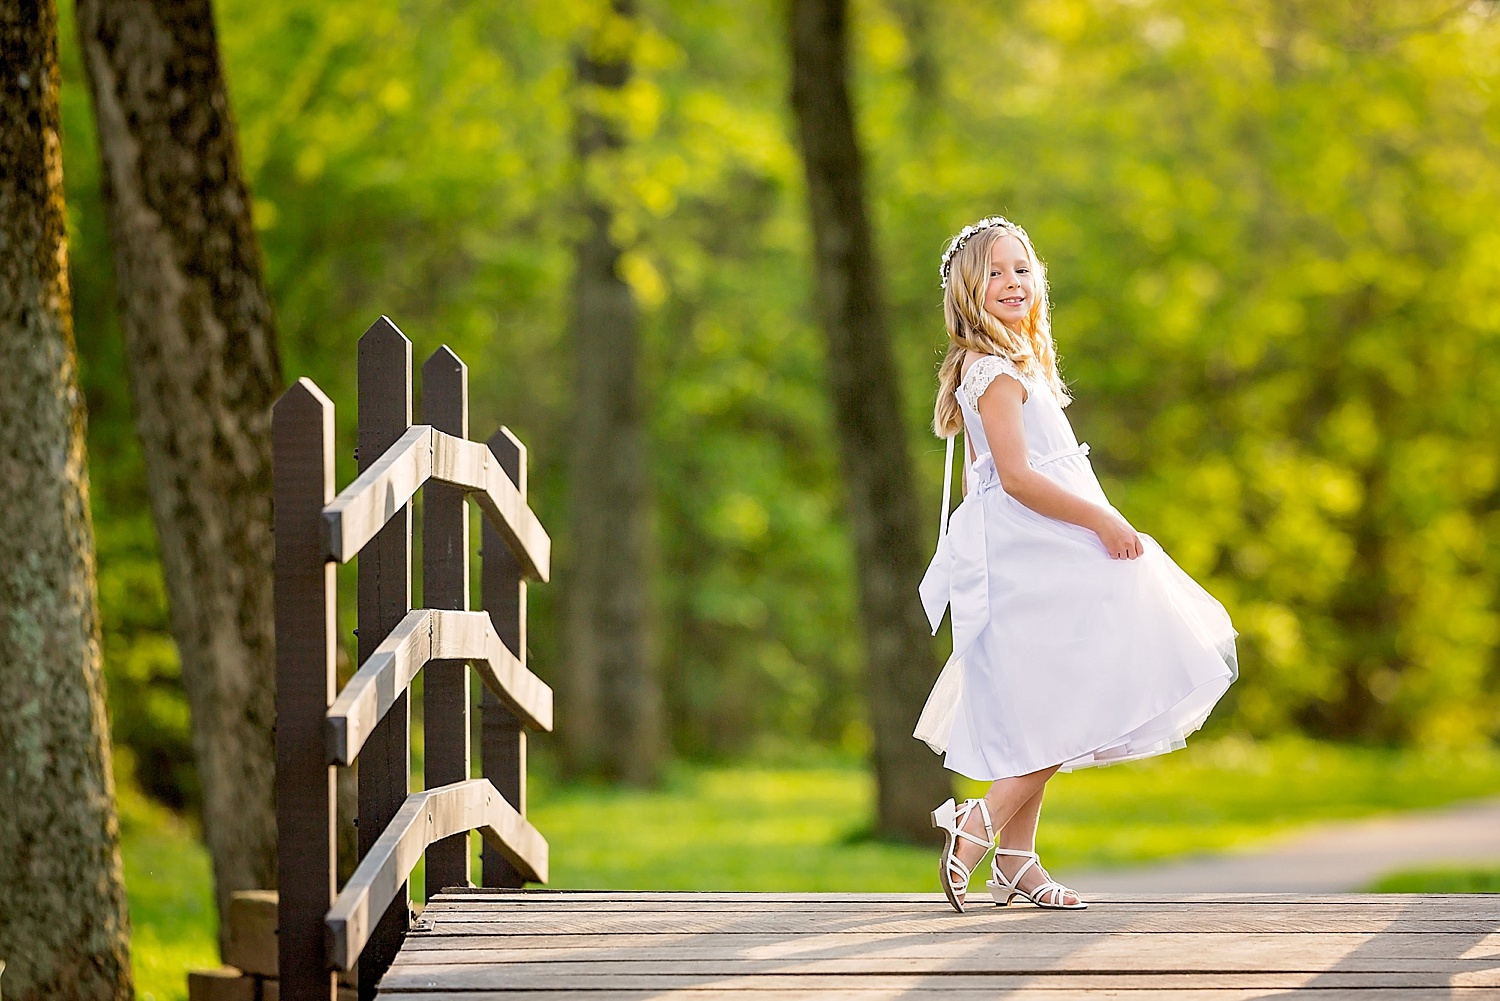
[267,319,1500,1000]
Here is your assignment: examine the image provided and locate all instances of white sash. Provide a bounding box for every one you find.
[914,433,968,755]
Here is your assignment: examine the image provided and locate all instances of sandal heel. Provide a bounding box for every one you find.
[932,798,993,914]
[989,885,1016,906]
[990,847,1087,910]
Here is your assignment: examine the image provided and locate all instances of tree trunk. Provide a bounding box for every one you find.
[788,0,950,840]
[559,0,660,784]
[0,3,134,997]
[74,0,283,942]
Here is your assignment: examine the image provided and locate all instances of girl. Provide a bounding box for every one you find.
[917,217,1237,912]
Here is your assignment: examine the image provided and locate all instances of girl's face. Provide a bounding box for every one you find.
[983,233,1034,327]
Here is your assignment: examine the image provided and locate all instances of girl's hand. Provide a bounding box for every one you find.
[1093,509,1144,560]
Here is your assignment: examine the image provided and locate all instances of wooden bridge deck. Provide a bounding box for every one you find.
[378,890,1500,998]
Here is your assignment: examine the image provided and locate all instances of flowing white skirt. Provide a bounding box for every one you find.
[917,452,1237,781]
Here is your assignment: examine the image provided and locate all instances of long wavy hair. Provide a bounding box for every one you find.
[932,220,1069,438]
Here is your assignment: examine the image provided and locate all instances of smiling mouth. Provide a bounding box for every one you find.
[998,296,1025,306]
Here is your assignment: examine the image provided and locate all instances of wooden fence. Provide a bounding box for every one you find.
[273,317,553,1000]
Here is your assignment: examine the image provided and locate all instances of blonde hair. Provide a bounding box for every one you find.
[932,220,1069,437]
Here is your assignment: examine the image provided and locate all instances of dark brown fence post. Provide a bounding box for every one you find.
[356,318,412,998]
[481,427,528,888]
[422,346,471,892]
[273,379,339,1001]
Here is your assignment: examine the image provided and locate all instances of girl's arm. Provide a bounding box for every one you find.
[975,374,1144,560]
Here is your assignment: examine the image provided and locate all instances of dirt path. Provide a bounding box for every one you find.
[1063,796,1500,893]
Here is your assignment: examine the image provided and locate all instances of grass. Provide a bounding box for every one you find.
[119,736,1500,999]
[530,736,1500,888]
[116,763,218,1001]
[1368,866,1500,892]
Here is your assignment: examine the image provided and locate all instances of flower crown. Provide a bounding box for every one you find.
[939,215,1016,290]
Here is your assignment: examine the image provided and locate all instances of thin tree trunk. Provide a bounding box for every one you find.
[75,0,283,942]
[0,3,133,996]
[788,0,950,840]
[559,0,660,784]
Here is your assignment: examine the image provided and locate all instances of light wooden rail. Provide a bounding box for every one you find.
[322,423,551,582]
[326,608,552,767]
[326,780,547,972]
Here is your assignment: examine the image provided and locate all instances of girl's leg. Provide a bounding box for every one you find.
[997,785,1046,852]
[951,765,1058,874]
[992,783,1080,905]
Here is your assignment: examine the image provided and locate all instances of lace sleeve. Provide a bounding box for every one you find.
[960,354,1029,409]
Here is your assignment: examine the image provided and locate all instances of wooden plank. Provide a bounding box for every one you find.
[390,930,1500,960]
[377,991,1488,1001]
[421,346,470,895]
[323,427,550,583]
[416,896,1500,920]
[434,428,550,583]
[398,918,1500,950]
[480,427,528,889]
[327,608,552,765]
[224,889,278,977]
[375,971,1478,991]
[356,316,413,1001]
[387,931,1500,965]
[379,992,1489,1001]
[378,954,1500,984]
[405,918,1500,942]
[272,378,339,1001]
[381,990,1494,996]
[405,906,1494,936]
[186,967,257,1001]
[328,779,548,971]
[426,889,1500,906]
[325,424,432,561]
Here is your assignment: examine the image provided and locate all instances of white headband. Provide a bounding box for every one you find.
[940,215,1016,290]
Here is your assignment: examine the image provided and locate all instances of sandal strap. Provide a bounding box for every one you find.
[989,849,1039,890]
[945,853,972,891]
[1032,880,1077,906]
[952,799,994,849]
[992,847,1039,859]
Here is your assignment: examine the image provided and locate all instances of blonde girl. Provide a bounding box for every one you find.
[917,217,1237,911]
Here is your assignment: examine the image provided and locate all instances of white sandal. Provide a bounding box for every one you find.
[989,847,1087,909]
[930,798,994,913]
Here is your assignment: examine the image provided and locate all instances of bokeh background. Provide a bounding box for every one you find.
[41,0,1500,996]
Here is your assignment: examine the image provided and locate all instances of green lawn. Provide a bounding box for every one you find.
[116,769,218,1001]
[1369,866,1500,892]
[121,736,1500,1000]
[530,736,1500,888]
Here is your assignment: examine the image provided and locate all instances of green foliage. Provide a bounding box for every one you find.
[877,1,1500,743]
[54,0,1500,807]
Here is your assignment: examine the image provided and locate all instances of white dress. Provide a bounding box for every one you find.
[916,355,1237,781]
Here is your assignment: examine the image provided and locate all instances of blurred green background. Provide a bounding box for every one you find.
[46,0,1500,997]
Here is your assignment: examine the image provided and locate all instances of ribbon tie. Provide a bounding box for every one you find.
[918,436,1089,662]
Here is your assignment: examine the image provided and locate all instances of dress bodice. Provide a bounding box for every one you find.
[956,354,1081,466]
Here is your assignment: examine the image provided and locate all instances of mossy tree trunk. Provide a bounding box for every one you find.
[74,0,283,943]
[788,0,950,840]
[0,2,133,997]
[560,0,661,784]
